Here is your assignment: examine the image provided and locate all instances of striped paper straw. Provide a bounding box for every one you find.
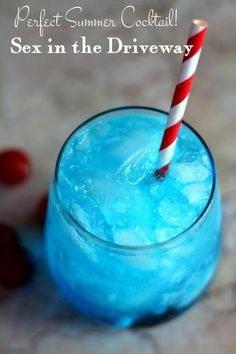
[156,19,208,178]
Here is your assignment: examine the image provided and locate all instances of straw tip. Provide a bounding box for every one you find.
[193,19,208,29]
[155,165,169,179]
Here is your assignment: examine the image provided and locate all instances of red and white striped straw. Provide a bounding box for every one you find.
[156,19,208,178]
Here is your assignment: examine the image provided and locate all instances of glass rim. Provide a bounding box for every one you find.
[53,106,216,252]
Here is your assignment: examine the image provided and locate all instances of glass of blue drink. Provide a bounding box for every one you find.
[45,107,222,327]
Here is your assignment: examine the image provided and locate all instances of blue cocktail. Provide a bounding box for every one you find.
[45,107,222,327]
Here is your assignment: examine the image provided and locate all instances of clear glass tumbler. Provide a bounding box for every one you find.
[45,107,222,327]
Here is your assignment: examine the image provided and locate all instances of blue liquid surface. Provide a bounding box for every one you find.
[57,111,212,245]
[46,108,222,326]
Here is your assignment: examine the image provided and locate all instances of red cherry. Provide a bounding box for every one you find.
[0,223,19,252]
[0,246,33,289]
[37,193,48,226]
[0,148,31,186]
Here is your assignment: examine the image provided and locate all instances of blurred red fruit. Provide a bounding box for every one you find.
[0,223,19,252]
[0,247,33,289]
[0,148,31,186]
[0,223,33,289]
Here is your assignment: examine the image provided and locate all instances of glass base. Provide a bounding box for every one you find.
[79,258,220,328]
[47,246,221,328]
